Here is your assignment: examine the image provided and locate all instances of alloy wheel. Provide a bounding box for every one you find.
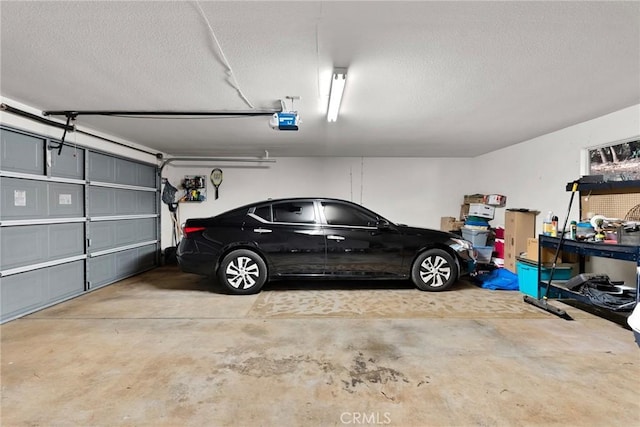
[419,255,452,288]
[225,256,261,289]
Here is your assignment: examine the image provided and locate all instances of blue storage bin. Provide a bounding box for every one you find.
[516,260,573,298]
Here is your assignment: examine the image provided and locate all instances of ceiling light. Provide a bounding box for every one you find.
[327,68,347,122]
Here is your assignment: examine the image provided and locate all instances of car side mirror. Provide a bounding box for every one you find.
[376,219,391,229]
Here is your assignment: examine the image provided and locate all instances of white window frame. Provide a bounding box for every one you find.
[581,135,640,179]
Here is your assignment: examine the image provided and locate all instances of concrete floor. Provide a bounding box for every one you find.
[1,266,638,427]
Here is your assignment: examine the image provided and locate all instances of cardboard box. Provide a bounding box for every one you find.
[464,194,485,204]
[468,203,495,219]
[483,194,507,207]
[504,210,539,273]
[525,238,560,263]
[440,217,464,232]
[460,204,470,220]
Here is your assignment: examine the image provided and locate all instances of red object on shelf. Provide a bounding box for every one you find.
[494,227,505,239]
[494,238,505,258]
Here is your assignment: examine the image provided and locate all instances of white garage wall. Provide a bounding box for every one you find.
[468,104,640,230]
[469,103,640,283]
[160,156,474,246]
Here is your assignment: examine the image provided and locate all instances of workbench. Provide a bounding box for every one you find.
[538,235,639,325]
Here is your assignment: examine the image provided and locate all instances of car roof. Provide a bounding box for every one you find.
[253,197,355,205]
[216,197,379,219]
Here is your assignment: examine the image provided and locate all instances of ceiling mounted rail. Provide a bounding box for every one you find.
[43,110,281,118]
[1,103,74,131]
[41,110,283,151]
[1,103,162,158]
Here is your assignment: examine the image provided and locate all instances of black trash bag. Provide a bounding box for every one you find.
[162,181,179,212]
[162,181,178,204]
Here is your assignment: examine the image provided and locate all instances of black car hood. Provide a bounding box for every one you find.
[395,224,458,240]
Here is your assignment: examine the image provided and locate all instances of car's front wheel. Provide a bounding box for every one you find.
[217,249,267,294]
[411,249,458,291]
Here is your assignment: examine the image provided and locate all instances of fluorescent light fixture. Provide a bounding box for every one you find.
[327,68,347,122]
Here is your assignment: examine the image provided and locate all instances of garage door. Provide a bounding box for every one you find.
[0,126,159,322]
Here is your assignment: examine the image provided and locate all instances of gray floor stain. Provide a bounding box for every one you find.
[346,352,410,390]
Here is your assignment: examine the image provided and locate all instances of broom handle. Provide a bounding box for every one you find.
[542,181,579,299]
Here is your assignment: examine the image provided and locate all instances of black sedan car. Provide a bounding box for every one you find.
[177,198,475,294]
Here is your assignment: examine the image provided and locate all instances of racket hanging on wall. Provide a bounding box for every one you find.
[210,168,223,199]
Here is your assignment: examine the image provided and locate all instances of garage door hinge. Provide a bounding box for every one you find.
[87,238,91,247]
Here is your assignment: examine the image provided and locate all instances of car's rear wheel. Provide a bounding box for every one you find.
[411,249,458,291]
[217,249,267,294]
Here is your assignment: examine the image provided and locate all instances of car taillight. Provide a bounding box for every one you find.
[183,226,205,238]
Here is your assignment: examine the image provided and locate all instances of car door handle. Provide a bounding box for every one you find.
[253,228,273,234]
[327,235,345,241]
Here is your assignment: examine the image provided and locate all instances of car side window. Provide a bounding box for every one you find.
[321,202,377,226]
[253,205,272,222]
[272,202,316,224]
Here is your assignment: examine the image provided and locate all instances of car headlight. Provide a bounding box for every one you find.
[450,238,473,251]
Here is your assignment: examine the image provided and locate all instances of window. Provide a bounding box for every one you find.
[588,139,640,181]
[272,201,316,224]
[253,205,272,222]
[321,202,377,226]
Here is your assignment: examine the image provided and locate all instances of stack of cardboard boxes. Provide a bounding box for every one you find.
[440,193,502,232]
[459,194,485,221]
[441,193,506,265]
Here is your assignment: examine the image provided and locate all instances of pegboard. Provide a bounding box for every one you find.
[580,193,640,219]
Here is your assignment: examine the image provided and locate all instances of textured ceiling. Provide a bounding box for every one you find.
[1,1,639,157]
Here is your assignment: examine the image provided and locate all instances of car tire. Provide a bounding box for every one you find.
[411,249,458,291]
[217,249,267,295]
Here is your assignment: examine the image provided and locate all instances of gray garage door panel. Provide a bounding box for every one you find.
[88,244,157,289]
[1,223,85,270]
[88,152,115,183]
[0,129,45,175]
[1,178,84,220]
[48,182,84,217]
[88,187,156,216]
[137,163,156,188]
[87,254,114,288]
[135,191,156,214]
[89,218,156,252]
[89,152,155,187]
[50,146,85,180]
[1,225,47,269]
[1,177,47,219]
[137,245,157,270]
[127,160,156,188]
[49,223,85,260]
[116,190,156,215]
[87,186,115,216]
[1,126,158,322]
[0,260,84,322]
[115,217,156,243]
